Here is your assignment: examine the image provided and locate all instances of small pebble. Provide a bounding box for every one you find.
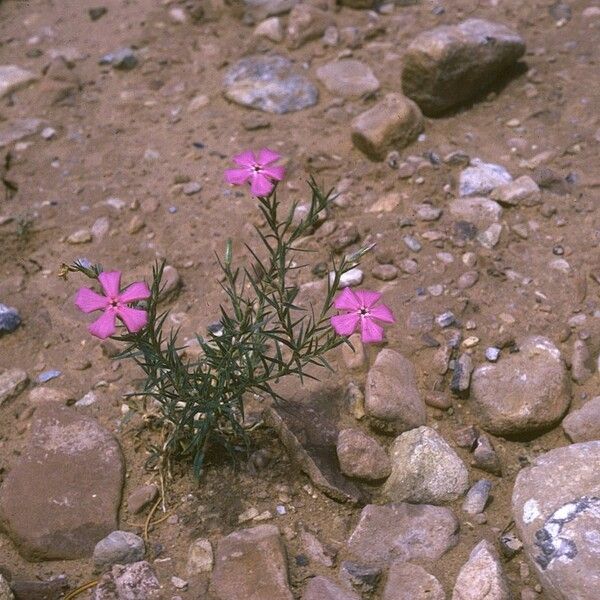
[436,311,456,328]
[485,347,501,362]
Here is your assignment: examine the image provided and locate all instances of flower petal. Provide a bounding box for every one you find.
[361,316,384,343]
[331,312,360,337]
[261,165,286,181]
[257,148,281,165]
[369,303,395,324]
[250,173,275,197]
[354,289,382,309]
[98,271,121,298]
[117,306,148,333]
[88,310,117,339]
[232,150,256,167]
[75,287,109,313]
[333,287,361,311]
[225,167,251,186]
[119,281,151,304]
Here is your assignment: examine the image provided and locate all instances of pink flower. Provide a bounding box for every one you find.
[75,271,150,339]
[224,148,285,197]
[331,288,395,344]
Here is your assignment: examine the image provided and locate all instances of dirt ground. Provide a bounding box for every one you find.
[0,0,599,598]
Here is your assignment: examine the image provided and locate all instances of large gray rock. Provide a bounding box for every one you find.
[382,562,445,600]
[93,531,145,569]
[0,65,38,98]
[562,397,600,442]
[346,503,459,566]
[452,540,510,600]
[382,426,469,504]
[365,349,426,434]
[459,160,512,197]
[351,93,423,161]
[223,55,318,114]
[402,19,525,116]
[470,336,570,437]
[512,442,600,600]
[316,60,379,98]
[303,576,360,600]
[210,525,293,600]
[0,405,124,560]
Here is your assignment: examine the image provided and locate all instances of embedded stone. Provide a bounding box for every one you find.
[316,60,379,98]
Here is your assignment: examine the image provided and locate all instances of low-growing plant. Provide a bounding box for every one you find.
[62,149,394,478]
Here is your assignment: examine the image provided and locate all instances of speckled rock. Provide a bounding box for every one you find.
[471,336,570,437]
[402,19,525,116]
[383,426,469,504]
[93,561,161,600]
[0,369,28,406]
[459,160,512,197]
[365,349,426,434]
[316,59,379,98]
[93,531,145,569]
[562,397,600,442]
[449,197,502,229]
[382,562,444,600]
[336,428,391,481]
[512,442,600,600]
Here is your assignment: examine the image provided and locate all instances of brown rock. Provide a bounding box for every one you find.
[341,333,366,370]
[336,428,391,481]
[127,484,159,514]
[211,525,293,600]
[365,349,426,434]
[316,60,379,98]
[382,561,444,600]
[346,503,459,566]
[402,19,525,116]
[303,576,359,600]
[287,4,333,50]
[0,405,124,560]
[562,397,600,442]
[0,369,28,406]
[351,93,424,161]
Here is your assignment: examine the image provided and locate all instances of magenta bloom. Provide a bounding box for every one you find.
[75,271,151,339]
[224,148,285,197]
[331,288,395,344]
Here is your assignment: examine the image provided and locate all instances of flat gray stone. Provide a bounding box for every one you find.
[402,19,525,115]
[346,503,459,567]
[223,55,318,114]
[382,562,444,600]
[512,442,600,600]
[316,60,379,98]
[459,160,513,197]
[303,576,359,600]
[210,525,293,600]
[0,405,124,560]
[383,426,469,504]
[0,65,38,98]
[93,531,145,569]
[0,118,44,148]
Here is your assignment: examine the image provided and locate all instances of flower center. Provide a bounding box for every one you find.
[253,164,262,173]
[109,298,121,308]
[359,307,369,317]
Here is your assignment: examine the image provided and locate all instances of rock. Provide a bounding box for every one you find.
[402,19,525,116]
[300,528,333,567]
[346,503,459,566]
[188,94,210,111]
[9,575,69,600]
[127,484,159,514]
[452,540,510,600]
[316,60,379,98]
[490,175,540,206]
[368,192,401,213]
[458,271,479,290]
[372,264,398,281]
[254,17,284,42]
[244,0,298,21]
[0,405,124,560]
[382,562,445,600]
[351,93,424,161]
[415,203,442,221]
[223,55,318,114]
[28,387,70,405]
[263,382,363,503]
[339,561,381,595]
[303,576,359,600]
[67,229,92,244]
[562,397,600,443]
[341,333,365,370]
[336,428,392,481]
[93,561,161,600]
[477,223,502,249]
[383,426,469,504]
[158,265,182,301]
[93,531,145,569]
[187,538,213,575]
[336,267,364,288]
[89,7,108,21]
[471,336,570,437]
[0,575,12,600]
[449,197,502,229]
[287,4,333,49]
[99,48,138,70]
[450,353,473,394]
[0,369,28,406]
[0,65,38,98]
[570,339,594,384]
[210,525,293,600]
[462,480,492,515]
[338,0,376,8]
[472,434,502,476]
[459,160,513,197]
[512,442,600,599]
[0,118,44,148]
[365,349,426,434]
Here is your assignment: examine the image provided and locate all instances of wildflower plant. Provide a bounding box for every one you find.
[64,149,394,477]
